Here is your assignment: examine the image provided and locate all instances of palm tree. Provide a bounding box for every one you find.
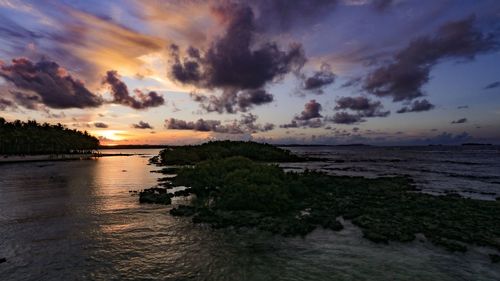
[0,117,100,155]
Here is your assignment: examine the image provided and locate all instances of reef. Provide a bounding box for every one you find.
[139,142,500,261]
[153,140,306,165]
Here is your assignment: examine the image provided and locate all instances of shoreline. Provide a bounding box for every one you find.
[0,152,142,164]
[0,154,95,164]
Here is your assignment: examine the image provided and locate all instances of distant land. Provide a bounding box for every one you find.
[99,145,171,149]
[99,143,498,149]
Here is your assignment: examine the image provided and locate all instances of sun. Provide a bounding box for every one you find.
[96,130,127,141]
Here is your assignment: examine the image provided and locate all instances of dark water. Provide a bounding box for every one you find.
[283,145,500,200]
[0,147,499,280]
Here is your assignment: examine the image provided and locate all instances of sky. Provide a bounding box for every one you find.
[0,0,499,145]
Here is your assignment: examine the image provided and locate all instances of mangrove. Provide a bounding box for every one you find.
[152,140,305,165]
[140,142,500,262]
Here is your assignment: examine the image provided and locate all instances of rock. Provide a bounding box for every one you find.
[490,254,500,263]
[173,188,194,197]
[170,205,196,217]
[363,230,389,244]
[322,218,344,231]
[139,188,172,205]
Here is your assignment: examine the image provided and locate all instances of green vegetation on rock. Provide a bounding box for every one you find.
[139,141,500,261]
[166,157,500,255]
[154,140,304,165]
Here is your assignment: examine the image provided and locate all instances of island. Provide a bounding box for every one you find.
[0,118,99,162]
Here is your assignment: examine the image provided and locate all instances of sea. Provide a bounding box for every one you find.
[0,146,499,280]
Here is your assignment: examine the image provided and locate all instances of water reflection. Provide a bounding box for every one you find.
[1,148,499,280]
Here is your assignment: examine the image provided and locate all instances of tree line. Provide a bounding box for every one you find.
[0,117,99,155]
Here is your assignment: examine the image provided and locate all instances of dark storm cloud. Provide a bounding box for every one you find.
[280,118,323,129]
[166,118,222,131]
[327,112,364,125]
[396,99,435,113]
[0,98,16,110]
[239,113,275,133]
[103,71,165,110]
[297,100,322,120]
[334,96,389,117]
[190,88,274,113]
[363,17,498,102]
[483,81,500,90]
[280,120,299,128]
[451,118,467,124]
[0,58,103,109]
[324,96,389,125]
[302,63,336,94]
[237,89,274,110]
[169,2,306,113]
[94,122,108,128]
[165,113,274,134]
[9,91,43,110]
[132,121,153,129]
[280,100,323,128]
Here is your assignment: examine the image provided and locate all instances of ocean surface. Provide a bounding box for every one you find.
[0,146,499,280]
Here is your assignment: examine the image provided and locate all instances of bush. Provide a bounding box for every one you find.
[157,141,303,165]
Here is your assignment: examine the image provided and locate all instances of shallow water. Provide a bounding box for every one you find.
[1,147,499,280]
[282,145,500,200]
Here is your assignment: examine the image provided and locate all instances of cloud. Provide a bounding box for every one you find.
[94,122,108,128]
[325,96,389,124]
[297,99,322,120]
[0,3,168,84]
[103,70,165,109]
[132,121,153,129]
[301,63,336,94]
[334,96,389,117]
[191,88,274,113]
[457,105,469,109]
[168,2,306,113]
[281,100,323,128]
[239,113,275,133]
[451,118,467,124]
[327,112,364,124]
[484,81,500,90]
[362,17,498,102]
[165,113,275,134]
[396,99,435,113]
[0,58,103,109]
[236,89,274,111]
[0,97,16,110]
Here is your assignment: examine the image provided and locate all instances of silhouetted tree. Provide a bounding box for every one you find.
[0,117,99,155]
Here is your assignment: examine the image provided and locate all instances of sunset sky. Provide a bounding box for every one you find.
[1,0,499,145]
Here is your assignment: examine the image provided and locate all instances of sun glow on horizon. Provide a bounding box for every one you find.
[93,130,128,142]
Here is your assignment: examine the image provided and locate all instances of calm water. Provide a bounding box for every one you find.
[283,145,500,200]
[0,147,499,280]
